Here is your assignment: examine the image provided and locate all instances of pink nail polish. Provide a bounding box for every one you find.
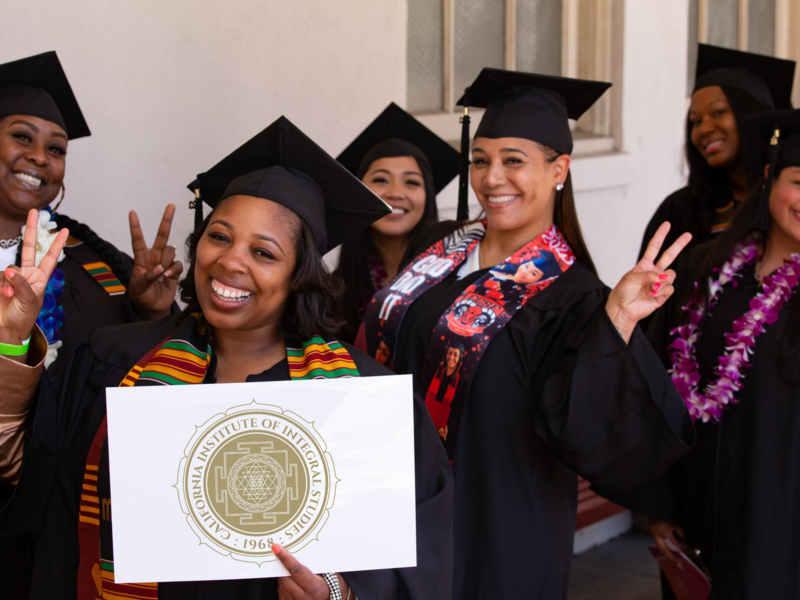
[653,283,661,291]
[659,273,669,280]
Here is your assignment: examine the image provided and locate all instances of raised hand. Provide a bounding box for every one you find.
[0,209,69,350]
[606,222,692,343]
[273,543,349,600]
[128,204,183,319]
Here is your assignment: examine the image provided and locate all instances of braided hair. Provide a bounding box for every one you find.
[53,213,133,285]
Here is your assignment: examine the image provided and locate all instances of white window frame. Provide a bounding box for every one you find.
[411,0,623,157]
[694,0,792,55]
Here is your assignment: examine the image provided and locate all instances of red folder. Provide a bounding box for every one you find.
[648,545,712,600]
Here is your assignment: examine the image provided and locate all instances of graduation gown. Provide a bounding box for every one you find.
[390,259,694,600]
[0,227,138,598]
[639,187,722,260]
[617,243,800,599]
[0,314,453,599]
[337,220,461,344]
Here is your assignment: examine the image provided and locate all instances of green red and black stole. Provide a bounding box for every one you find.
[77,314,359,599]
[64,235,127,301]
[365,222,575,457]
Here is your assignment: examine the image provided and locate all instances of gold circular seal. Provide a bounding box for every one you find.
[176,402,337,564]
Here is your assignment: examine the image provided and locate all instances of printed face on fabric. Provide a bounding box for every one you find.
[689,85,740,169]
[363,155,427,239]
[445,346,461,373]
[0,115,66,224]
[195,195,298,333]
[769,165,800,245]
[469,136,568,234]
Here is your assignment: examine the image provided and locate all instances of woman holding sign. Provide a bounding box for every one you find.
[0,117,453,599]
[362,68,696,599]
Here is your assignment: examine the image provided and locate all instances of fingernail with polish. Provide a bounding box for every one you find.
[271,544,282,555]
[653,283,661,291]
[659,273,669,280]
[164,270,172,278]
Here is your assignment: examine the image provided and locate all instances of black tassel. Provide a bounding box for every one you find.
[755,127,780,232]
[457,99,471,222]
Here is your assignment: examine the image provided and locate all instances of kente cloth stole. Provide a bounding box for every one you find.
[365,222,575,458]
[76,315,359,599]
[64,236,126,300]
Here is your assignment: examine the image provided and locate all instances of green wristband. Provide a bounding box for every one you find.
[0,335,31,356]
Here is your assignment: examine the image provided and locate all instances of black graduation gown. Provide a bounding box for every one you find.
[639,187,720,260]
[0,230,138,598]
[0,315,454,599]
[338,220,461,344]
[617,244,800,599]
[391,260,694,600]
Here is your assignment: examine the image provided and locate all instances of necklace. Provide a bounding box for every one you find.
[0,236,22,249]
[669,233,800,423]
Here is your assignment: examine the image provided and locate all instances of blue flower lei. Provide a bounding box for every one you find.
[33,207,66,349]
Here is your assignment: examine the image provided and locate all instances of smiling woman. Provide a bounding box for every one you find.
[334,103,460,343]
[0,115,454,600]
[619,108,800,599]
[639,44,796,259]
[362,67,696,600]
[0,51,185,599]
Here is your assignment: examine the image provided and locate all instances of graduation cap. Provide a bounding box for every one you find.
[454,68,611,220]
[746,109,800,231]
[694,44,796,110]
[336,102,460,197]
[188,116,391,254]
[0,51,90,140]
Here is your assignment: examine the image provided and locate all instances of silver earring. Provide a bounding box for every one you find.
[556,183,564,191]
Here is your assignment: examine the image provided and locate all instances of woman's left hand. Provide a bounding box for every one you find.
[274,543,349,599]
[606,222,692,343]
[128,204,183,319]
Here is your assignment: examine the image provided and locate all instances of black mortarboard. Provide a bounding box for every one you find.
[337,102,460,195]
[746,109,800,231]
[0,51,90,140]
[454,68,611,220]
[188,116,390,254]
[694,44,796,110]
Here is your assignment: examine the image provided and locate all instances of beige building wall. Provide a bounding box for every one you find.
[0,0,407,258]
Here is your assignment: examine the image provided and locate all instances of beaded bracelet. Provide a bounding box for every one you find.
[321,573,343,600]
[321,573,354,600]
[0,335,31,357]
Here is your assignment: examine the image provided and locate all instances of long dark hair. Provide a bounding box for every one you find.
[335,149,438,336]
[179,201,343,340]
[538,144,597,275]
[682,86,772,239]
[54,213,133,284]
[683,163,800,381]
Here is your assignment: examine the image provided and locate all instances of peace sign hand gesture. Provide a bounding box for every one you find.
[605,222,692,344]
[0,209,69,356]
[128,204,183,320]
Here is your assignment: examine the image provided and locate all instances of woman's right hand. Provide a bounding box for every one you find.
[650,518,687,565]
[0,209,69,347]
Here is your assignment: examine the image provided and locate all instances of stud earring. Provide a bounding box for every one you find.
[556,183,564,191]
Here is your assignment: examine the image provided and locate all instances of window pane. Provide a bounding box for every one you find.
[707,0,739,49]
[688,0,699,90]
[515,0,562,75]
[748,0,775,56]
[407,0,444,112]
[454,0,505,101]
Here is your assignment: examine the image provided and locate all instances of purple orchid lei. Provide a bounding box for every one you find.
[669,232,800,423]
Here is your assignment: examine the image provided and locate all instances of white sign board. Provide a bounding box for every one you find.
[105,375,416,584]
